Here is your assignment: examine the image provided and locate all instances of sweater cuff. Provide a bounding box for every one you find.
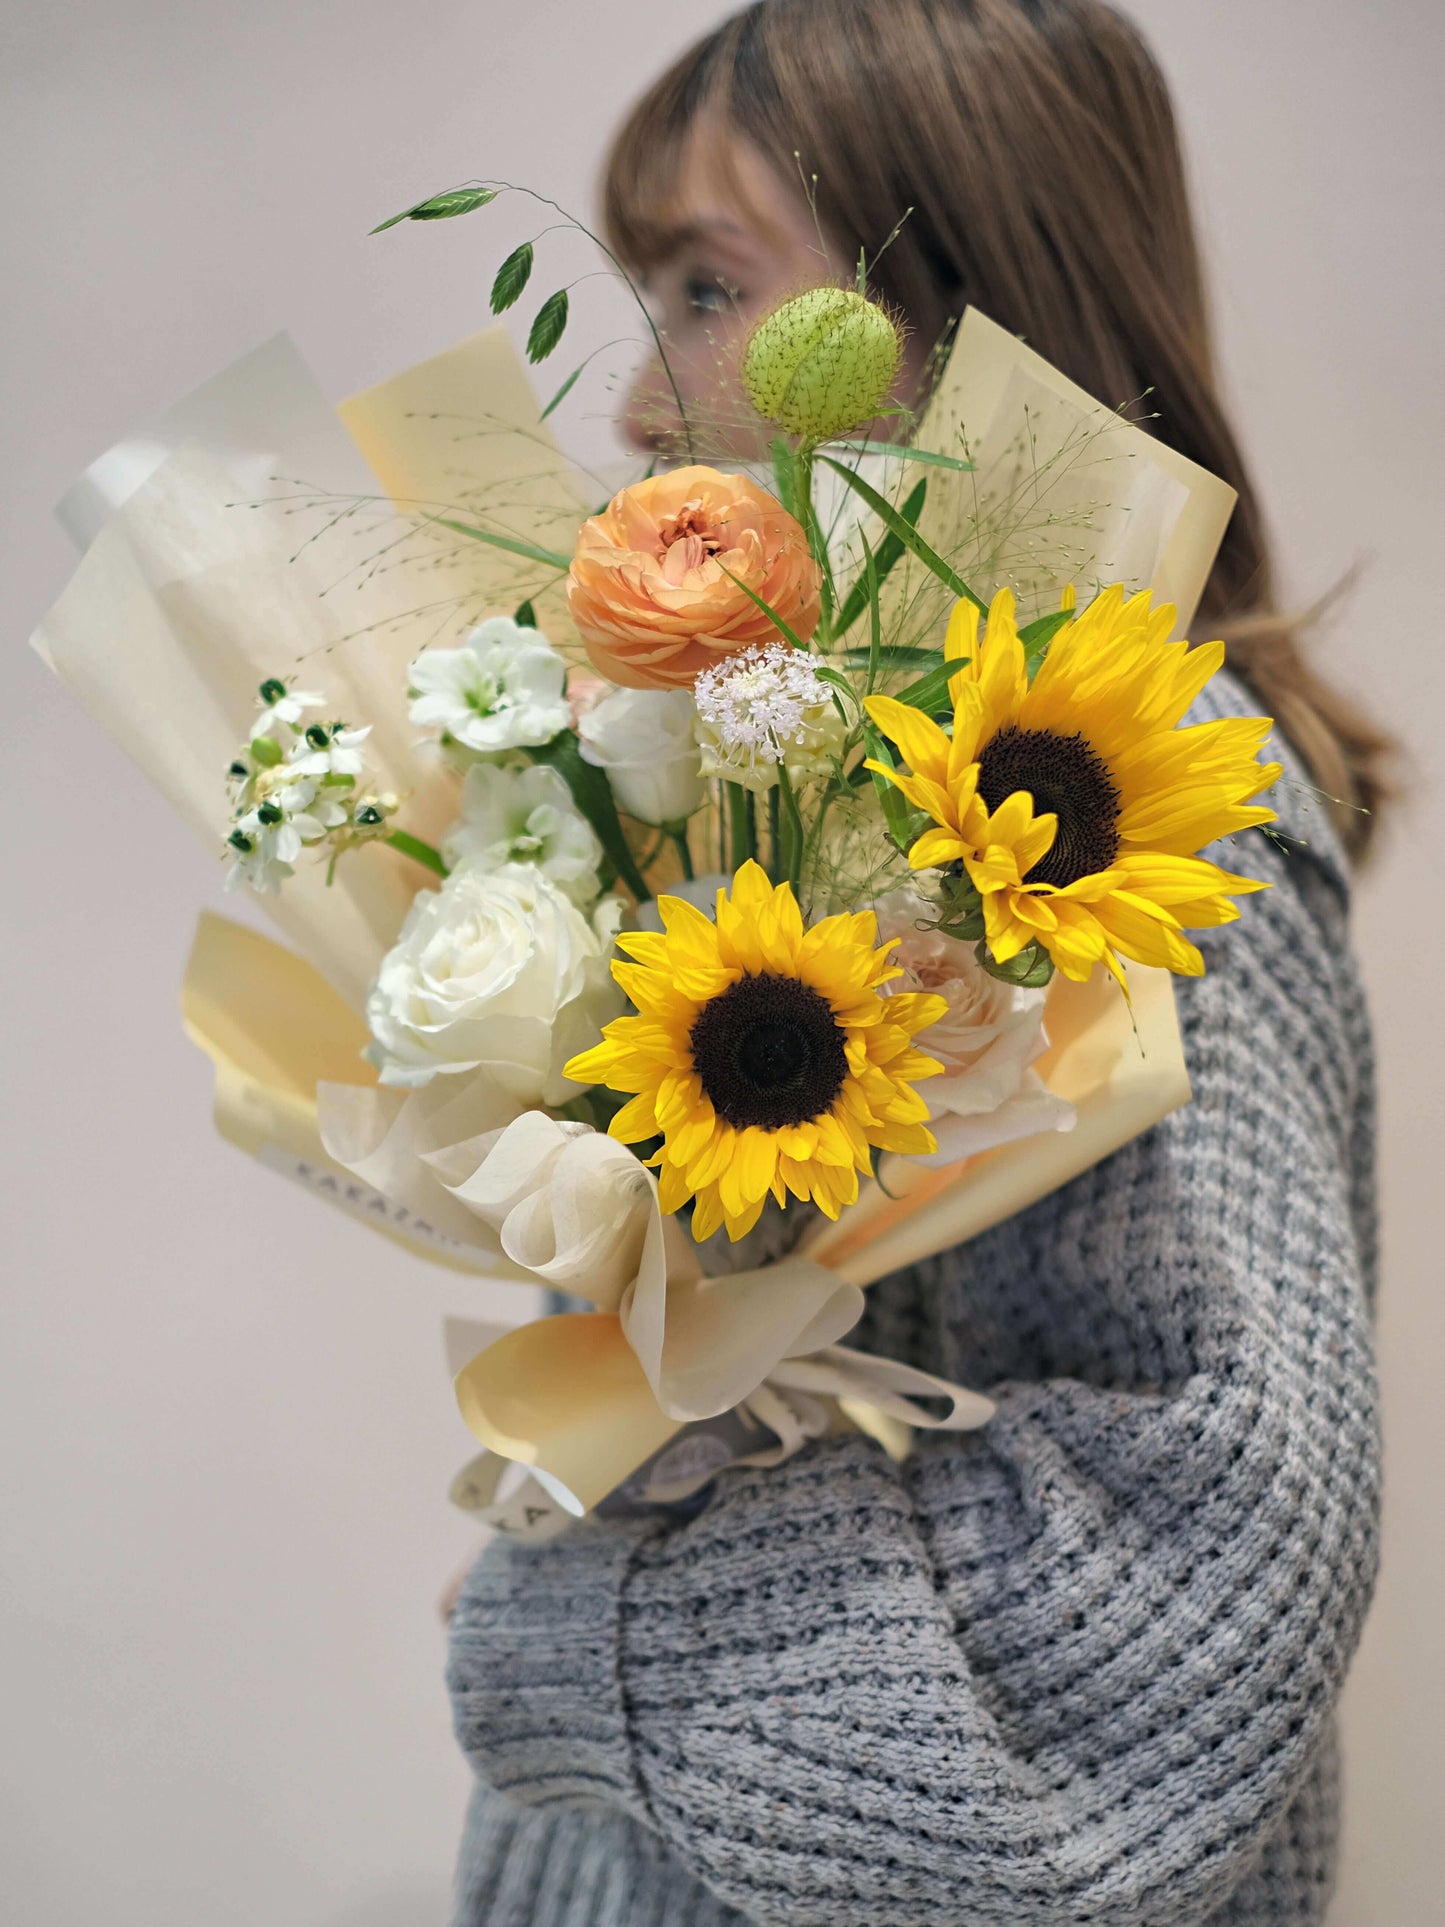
[446,1511,661,1827]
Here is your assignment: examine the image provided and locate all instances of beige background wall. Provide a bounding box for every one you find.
[3,2,1441,1921]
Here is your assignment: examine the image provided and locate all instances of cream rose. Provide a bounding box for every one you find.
[873,889,1076,1168]
[364,866,623,1101]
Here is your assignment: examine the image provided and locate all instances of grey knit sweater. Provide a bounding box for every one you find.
[446,674,1382,1926]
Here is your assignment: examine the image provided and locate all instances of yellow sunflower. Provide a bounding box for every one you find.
[562,861,947,1242]
[864,585,1281,988]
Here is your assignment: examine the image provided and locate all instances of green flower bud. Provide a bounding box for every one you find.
[249,735,283,768]
[259,677,287,704]
[742,287,905,443]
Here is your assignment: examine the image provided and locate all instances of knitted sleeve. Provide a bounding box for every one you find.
[446,826,1382,1927]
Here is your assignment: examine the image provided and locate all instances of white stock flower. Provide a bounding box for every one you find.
[364,864,624,1102]
[694,642,847,794]
[408,617,570,755]
[873,889,1076,1168]
[441,762,602,905]
[577,686,706,826]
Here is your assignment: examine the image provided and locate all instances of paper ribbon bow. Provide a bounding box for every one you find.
[317,1099,996,1516]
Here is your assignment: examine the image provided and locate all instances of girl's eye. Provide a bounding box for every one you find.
[685,273,739,316]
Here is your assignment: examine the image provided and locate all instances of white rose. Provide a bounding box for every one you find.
[408,616,570,754]
[873,889,1076,1168]
[577,687,706,826]
[441,762,601,904]
[364,865,623,1101]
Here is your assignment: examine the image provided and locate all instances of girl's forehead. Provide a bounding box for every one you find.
[648,127,817,265]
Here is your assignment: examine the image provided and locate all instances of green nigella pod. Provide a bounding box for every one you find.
[742,287,905,444]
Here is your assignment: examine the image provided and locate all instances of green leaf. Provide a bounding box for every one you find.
[976,937,1055,989]
[526,289,569,364]
[861,531,882,695]
[892,657,963,716]
[513,599,537,628]
[490,241,534,314]
[715,566,810,652]
[862,723,917,852]
[540,360,585,420]
[820,455,988,615]
[1018,606,1074,680]
[435,518,571,573]
[832,476,927,637]
[529,730,651,902]
[936,905,986,943]
[384,829,448,879]
[371,186,498,233]
[834,439,977,474]
[810,663,861,720]
[836,643,940,668]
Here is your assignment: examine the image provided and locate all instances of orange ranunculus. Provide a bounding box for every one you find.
[566,466,822,691]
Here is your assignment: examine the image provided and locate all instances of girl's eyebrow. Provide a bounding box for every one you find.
[651,215,753,259]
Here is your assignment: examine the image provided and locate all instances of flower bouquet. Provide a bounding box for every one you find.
[32,184,1279,1538]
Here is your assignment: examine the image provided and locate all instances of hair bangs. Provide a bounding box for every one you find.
[601,20,752,273]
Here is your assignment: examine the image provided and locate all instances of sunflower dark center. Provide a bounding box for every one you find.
[689,972,848,1131]
[975,724,1121,888]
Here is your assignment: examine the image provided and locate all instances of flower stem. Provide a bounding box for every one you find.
[668,825,695,880]
[727,781,755,877]
[795,443,836,642]
[385,829,448,879]
[776,765,806,893]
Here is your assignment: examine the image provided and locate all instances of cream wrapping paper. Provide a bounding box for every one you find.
[33,331,599,1004]
[179,910,1187,1526]
[35,310,1214,1527]
[898,308,1233,636]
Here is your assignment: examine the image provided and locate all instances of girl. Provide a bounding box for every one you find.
[446,4,1388,1921]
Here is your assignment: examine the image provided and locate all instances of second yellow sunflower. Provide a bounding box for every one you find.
[864,586,1281,987]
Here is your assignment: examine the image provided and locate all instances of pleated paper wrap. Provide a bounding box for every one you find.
[33,311,1224,1532]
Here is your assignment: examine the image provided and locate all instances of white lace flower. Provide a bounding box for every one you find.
[408,617,570,755]
[694,642,847,794]
[442,762,602,904]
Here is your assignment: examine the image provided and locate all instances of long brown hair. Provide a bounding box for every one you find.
[605,0,1393,858]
